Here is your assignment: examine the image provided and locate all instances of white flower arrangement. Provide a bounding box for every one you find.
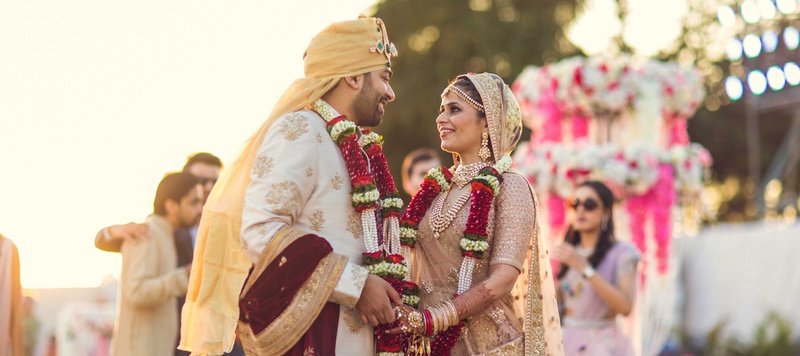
[460,239,489,252]
[367,260,409,278]
[380,197,404,210]
[402,294,420,306]
[671,143,712,198]
[476,174,501,192]
[426,167,449,189]
[399,227,417,239]
[330,120,357,142]
[494,155,513,173]
[352,189,380,205]
[359,131,383,147]
[624,144,661,195]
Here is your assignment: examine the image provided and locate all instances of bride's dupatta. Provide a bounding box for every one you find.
[517,187,563,355]
[409,72,563,355]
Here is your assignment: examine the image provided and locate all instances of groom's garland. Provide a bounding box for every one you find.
[311,100,407,356]
[398,156,511,355]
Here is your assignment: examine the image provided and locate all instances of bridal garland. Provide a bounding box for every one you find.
[311,99,407,356]
[398,155,512,355]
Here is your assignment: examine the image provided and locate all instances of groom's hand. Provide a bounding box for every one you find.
[356,274,402,326]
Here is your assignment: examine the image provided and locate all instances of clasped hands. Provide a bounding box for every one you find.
[354,274,424,334]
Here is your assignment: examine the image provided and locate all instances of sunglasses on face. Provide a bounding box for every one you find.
[196,177,218,186]
[566,198,600,211]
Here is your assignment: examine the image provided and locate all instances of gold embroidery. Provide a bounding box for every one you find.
[346,211,361,239]
[306,166,314,177]
[279,256,288,267]
[421,280,433,294]
[256,222,269,235]
[303,346,315,356]
[278,112,309,141]
[490,307,505,325]
[310,210,325,232]
[332,173,344,190]
[264,181,300,215]
[525,194,547,355]
[352,265,368,291]
[484,337,524,355]
[343,307,365,334]
[238,227,347,356]
[316,133,323,143]
[448,267,459,284]
[253,153,274,178]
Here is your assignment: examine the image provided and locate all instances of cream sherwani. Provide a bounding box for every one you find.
[112,214,190,356]
[241,107,373,354]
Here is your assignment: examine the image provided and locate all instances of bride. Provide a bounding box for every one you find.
[390,73,563,355]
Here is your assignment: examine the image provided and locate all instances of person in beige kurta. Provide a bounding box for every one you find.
[111,172,203,356]
[391,73,563,355]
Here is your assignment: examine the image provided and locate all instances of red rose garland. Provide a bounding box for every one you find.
[398,158,509,355]
[313,100,409,356]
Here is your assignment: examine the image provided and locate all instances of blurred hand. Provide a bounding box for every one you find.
[551,242,587,271]
[355,274,402,326]
[108,222,150,241]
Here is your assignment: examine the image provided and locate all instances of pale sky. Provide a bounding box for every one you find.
[0,1,685,289]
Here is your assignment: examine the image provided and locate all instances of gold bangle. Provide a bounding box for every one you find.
[428,307,440,334]
[445,300,459,324]
[439,304,451,329]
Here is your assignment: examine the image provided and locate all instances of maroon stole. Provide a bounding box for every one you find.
[237,228,346,355]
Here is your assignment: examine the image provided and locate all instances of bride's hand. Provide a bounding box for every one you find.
[385,304,424,335]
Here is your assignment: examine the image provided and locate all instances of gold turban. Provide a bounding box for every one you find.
[179,16,397,355]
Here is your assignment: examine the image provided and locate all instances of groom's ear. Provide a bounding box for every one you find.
[343,75,362,90]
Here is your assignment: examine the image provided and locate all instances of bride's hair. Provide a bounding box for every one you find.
[557,181,617,280]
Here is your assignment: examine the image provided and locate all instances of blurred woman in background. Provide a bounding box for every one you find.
[551,181,639,355]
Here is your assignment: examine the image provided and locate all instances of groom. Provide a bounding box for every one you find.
[180,16,402,355]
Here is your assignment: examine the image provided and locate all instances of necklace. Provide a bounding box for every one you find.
[398,156,512,355]
[576,245,595,257]
[452,162,485,189]
[430,186,472,240]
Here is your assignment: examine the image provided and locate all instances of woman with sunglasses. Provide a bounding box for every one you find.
[551,181,639,355]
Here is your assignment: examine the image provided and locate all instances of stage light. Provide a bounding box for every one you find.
[784,26,799,50]
[743,34,763,58]
[784,62,800,85]
[757,0,777,20]
[763,30,779,52]
[727,38,744,60]
[742,0,761,23]
[725,76,745,100]
[748,70,768,95]
[717,5,737,27]
[776,0,796,14]
[767,66,786,90]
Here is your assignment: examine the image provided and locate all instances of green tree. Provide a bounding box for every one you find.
[372,0,583,201]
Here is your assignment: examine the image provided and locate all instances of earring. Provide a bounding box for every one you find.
[478,132,491,162]
[602,217,609,232]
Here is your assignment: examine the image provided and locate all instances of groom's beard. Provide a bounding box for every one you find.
[351,81,385,127]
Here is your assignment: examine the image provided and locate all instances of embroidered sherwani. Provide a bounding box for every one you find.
[241,108,373,354]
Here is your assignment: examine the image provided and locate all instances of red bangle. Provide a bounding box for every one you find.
[423,309,434,337]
